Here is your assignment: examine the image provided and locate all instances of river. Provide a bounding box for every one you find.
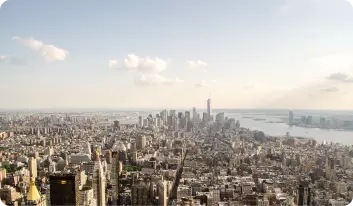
[225,112,353,145]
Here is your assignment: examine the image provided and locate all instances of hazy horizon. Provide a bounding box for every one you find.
[1,107,353,113]
[1,0,353,109]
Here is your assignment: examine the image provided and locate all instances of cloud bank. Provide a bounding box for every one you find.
[326,72,353,83]
[109,54,167,74]
[109,54,183,86]
[12,36,68,62]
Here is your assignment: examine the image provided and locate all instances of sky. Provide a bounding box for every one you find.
[1,0,353,110]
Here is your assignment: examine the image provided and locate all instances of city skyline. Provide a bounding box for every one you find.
[1,99,353,206]
[1,0,353,109]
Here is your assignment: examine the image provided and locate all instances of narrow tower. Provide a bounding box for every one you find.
[207,93,212,118]
[92,150,106,206]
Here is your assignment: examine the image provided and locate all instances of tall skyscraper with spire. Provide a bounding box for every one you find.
[207,93,212,119]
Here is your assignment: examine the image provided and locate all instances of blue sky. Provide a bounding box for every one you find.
[1,0,353,109]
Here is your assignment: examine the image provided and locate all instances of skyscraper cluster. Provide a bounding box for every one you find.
[138,96,215,131]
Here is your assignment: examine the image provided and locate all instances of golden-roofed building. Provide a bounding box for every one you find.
[26,178,46,206]
[27,179,40,201]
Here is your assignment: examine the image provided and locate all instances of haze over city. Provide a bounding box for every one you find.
[1,0,353,109]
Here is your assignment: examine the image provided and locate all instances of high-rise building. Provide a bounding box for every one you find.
[192,107,197,120]
[207,94,212,118]
[136,135,146,150]
[49,172,80,206]
[80,186,95,206]
[297,182,312,206]
[138,116,143,128]
[131,181,149,205]
[289,111,294,125]
[169,110,176,117]
[143,119,148,128]
[111,151,124,202]
[157,180,168,206]
[167,116,173,128]
[215,113,225,123]
[307,116,313,125]
[186,121,194,132]
[301,116,307,124]
[160,110,168,126]
[180,117,186,129]
[92,151,106,206]
[156,116,161,127]
[113,120,120,131]
[185,111,190,123]
[320,118,326,127]
[177,112,185,129]
[202,112,209,124]
[342,156,350,169]
[28,157,37,179]
[84,142,91,156]
[325,156,336,180]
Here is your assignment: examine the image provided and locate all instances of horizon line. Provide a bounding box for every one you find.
[1,107,353,112]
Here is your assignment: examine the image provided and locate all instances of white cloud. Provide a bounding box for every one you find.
[110,54,182,87]
[0,56,9,62]
[110,54,167,74]
[346,0,353,7]
[12,36,68,62]
[188,60,208,70]
[0,0,7,9]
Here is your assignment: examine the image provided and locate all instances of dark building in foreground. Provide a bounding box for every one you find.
[297,181,312,206]
[49,172,80,206]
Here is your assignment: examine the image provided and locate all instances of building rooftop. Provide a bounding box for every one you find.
[27,178,41,201]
